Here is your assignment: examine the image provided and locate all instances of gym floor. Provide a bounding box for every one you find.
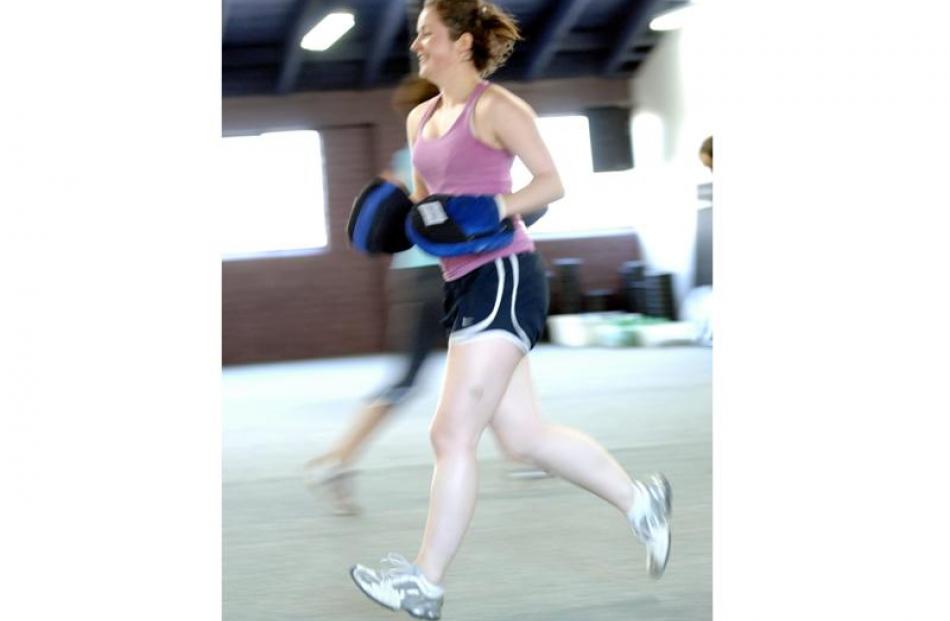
[223,344,712,620]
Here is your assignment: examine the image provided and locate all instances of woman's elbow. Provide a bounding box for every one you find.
[550,175,565,202]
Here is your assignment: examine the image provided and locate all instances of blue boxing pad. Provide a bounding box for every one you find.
[405,194,515,257]
[347,178,414,254]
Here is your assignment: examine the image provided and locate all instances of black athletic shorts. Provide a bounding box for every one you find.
[441,251,549,353]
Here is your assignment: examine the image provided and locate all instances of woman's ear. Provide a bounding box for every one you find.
[455,32,474,60]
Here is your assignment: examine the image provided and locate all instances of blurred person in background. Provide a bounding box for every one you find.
[699,135,713,171]
[306,74,551,516]
[303,75,444,515]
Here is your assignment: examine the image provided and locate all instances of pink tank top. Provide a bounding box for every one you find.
[412,81,535,281]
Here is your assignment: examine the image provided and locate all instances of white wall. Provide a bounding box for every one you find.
[628,2,716,313]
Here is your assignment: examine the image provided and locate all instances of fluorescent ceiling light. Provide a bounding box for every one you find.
[649,5,697,32]
[301,12,355,51]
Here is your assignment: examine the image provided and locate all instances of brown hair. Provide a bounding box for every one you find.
[423,0,522,77]
[700,135,713,159]
[391,75,440,116]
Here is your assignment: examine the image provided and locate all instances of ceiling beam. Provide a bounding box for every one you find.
[276,0,328,95]
[602,0,665,75]
[523,0,592,80]
[551,30,658,53]
[226,42,412,68]
[362,0,409,88]
[223,46,283,68]
[249,16,656,65]
[559,31,613,53]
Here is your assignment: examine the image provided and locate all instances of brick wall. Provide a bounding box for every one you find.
[222,126,391,363]
[222,77,642,365]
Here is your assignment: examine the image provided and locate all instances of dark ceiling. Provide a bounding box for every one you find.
[222,0,687,96]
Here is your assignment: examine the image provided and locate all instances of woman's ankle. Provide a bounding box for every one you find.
[413,556,443,587]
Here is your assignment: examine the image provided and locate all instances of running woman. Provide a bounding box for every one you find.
[349,2,671,618]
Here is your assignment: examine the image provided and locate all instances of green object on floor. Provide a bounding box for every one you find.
[607,314,670,328]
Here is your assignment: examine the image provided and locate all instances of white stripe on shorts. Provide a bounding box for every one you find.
[449,329,529,354]
[449,258,505,341]
[508,255,531,350]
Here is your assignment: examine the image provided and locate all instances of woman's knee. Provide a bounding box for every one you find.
[429,412,480,457]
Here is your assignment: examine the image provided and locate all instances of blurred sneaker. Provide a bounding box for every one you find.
[350,553,444,620]
[506,465,553,480]
[302,458,360,516]
[628,474,672,578]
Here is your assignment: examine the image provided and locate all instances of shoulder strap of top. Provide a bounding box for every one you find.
[462,81,491,119]
[459,81,491,139]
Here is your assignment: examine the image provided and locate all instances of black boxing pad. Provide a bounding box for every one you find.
[346,178,414,254]
[522,205,548,228]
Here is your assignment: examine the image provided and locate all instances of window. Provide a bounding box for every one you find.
[221,130,327,259]
[631,111,665,167]
[512,115,637,237]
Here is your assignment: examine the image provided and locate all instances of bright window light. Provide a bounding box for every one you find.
[512,116,637,238]
[632,111,665,166]
[221,130,327,259]
[301,12,355,51]
[649,5,697,31]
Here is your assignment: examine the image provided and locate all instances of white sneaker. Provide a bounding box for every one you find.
[628,474,672,578]
[350,554,444,620]
[506,466,552,480]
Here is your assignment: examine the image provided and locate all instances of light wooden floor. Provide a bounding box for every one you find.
[223,344,712,620]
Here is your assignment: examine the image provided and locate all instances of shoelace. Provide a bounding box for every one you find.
[379,553,417,579]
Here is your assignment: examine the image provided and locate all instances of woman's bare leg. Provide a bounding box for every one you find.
[490,356,638,514]
[412,336,525,584]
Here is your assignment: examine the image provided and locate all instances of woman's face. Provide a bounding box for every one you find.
[410,7,469,81]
